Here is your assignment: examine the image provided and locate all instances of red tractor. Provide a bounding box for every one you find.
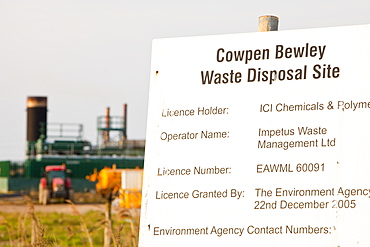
[38,165,74,205]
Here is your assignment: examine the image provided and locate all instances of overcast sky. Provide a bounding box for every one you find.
[1,0,370,160]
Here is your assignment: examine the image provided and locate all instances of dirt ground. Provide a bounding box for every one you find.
[0,203,106,214]
[0,193,112,214]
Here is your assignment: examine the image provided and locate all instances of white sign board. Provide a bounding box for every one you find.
[139,25,370,247]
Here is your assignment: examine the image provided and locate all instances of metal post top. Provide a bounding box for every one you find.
[259,15,279,20]
[258,15,279,32]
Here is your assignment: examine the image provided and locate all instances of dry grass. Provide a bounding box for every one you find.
[0,196,140,247]
[66,200,94,247]
[115,209,140,247]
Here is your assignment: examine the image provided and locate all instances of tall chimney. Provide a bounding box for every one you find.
[27,96,47,142]
[103,107,110,145]
[123,104,127,140]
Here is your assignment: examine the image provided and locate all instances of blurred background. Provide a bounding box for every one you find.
[1,0,370,160]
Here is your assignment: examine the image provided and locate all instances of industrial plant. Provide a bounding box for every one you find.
[0,96,145,193]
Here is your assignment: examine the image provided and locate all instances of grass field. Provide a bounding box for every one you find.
[0,196,140,247]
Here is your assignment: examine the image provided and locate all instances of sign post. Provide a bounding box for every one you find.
[258,15,279,32]
[140,23,370,246]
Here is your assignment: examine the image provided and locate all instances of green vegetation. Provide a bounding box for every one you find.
[0,198,140,247]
